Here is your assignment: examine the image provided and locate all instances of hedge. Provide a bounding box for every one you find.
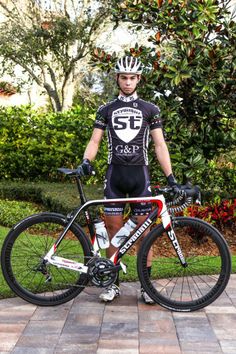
[0,181,104,225]
[0,105,235,198]
[0,105,108,183]
[0,199,42,228]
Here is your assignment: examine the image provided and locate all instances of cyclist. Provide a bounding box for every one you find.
[77,56,180,304]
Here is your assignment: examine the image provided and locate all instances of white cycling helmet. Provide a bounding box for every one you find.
[115,56,143,74]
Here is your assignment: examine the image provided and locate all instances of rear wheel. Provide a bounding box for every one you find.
[138,217,231,312]
[1,213,92,306]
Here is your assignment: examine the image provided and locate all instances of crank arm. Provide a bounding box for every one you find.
[98,264,122,276]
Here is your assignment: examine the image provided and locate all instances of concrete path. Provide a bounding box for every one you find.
[0,275,236,354]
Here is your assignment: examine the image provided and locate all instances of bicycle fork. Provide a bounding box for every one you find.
[160,202,188,267]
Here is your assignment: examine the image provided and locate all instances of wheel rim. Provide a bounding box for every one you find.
[139,218,231,311]
[4,217,90,303]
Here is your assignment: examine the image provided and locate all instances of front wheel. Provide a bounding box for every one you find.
[1,213,93,306]
[137,217,231,312]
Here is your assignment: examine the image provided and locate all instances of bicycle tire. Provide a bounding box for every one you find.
[137,216,231,312]
[1,212,93,306]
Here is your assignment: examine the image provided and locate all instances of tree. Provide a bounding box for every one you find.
[73,70,118,108]
[92,0,236,186]
[0,0,111,111]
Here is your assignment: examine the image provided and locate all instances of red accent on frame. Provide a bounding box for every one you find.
[62,259,76,264]
[91,234,96,245]
[128,197,162,204]
[156,199,163,217]
[165,222,171,230]
[113,251,119,265]
[53,244,57,252]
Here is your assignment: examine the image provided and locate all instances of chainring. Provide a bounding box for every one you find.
[87,257,118,287]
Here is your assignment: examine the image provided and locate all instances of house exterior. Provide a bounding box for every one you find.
[0,0,51,108]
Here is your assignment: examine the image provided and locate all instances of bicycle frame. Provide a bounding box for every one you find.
[44,192,187,273]
[3,168,230,312]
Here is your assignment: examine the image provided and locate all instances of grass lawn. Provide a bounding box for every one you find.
[1,179,235,302]
[0,224,138,299]
[0,224,235,300]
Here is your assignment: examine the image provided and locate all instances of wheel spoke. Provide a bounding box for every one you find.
[138,217,231,311]
[1,214,91,305]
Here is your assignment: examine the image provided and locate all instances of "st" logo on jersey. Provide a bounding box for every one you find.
[112,108,143,143]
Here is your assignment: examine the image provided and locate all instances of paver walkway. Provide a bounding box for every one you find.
[0,275,236,354]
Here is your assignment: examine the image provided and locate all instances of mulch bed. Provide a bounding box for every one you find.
[222,227,236,254]
[127,225,235,258]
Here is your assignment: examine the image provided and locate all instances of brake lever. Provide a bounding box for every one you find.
[185,185,201,205]
[195,189,202,205]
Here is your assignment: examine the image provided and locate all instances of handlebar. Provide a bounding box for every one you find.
[154,184,200,198]
[154,184,201,212]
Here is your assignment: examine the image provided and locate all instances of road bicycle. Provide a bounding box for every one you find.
[1,168,231,312]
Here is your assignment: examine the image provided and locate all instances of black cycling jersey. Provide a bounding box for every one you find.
[94,93,162,166]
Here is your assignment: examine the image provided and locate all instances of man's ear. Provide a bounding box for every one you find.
[137,75,141,82]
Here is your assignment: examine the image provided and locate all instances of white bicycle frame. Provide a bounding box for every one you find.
[43,194,187,273]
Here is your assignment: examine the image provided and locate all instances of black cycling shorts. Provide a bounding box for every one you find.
[104,164,152,216]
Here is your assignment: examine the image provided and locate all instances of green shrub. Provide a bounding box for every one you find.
[0,199,42,227]
[0,182,43,202]
[0,181,104,225]
[0,104,235,197]
[0,105,108,183]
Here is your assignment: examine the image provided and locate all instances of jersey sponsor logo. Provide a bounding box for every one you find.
[118,94,137,102]
[115,144,139,154]
[112,107,143,143]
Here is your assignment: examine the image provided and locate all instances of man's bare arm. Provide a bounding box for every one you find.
[83,128,104,161]
[151,128,172,177]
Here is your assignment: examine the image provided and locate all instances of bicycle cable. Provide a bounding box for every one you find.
[167,193,192,214]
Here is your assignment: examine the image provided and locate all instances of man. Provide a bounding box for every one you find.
[77,56,179,304]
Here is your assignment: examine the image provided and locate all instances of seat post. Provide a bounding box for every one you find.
[76,176,87,205]
[75,175,96,237]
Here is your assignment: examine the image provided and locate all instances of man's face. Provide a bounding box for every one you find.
[117,73,140,95]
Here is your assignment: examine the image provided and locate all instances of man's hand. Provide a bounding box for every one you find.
[167,173,181,194]
[77,159,94,176]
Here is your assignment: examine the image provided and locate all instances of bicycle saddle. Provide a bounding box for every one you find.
[58,168,78,176]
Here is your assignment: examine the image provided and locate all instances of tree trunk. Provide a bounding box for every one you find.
[44,83,62,112]
[61,72,76,111]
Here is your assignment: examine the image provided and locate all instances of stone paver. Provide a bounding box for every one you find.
[0,275,235,353]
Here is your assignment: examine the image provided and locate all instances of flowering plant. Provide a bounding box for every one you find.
[185,199,236,229]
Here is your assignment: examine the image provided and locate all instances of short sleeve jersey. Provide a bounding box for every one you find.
[94,94,162,166]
